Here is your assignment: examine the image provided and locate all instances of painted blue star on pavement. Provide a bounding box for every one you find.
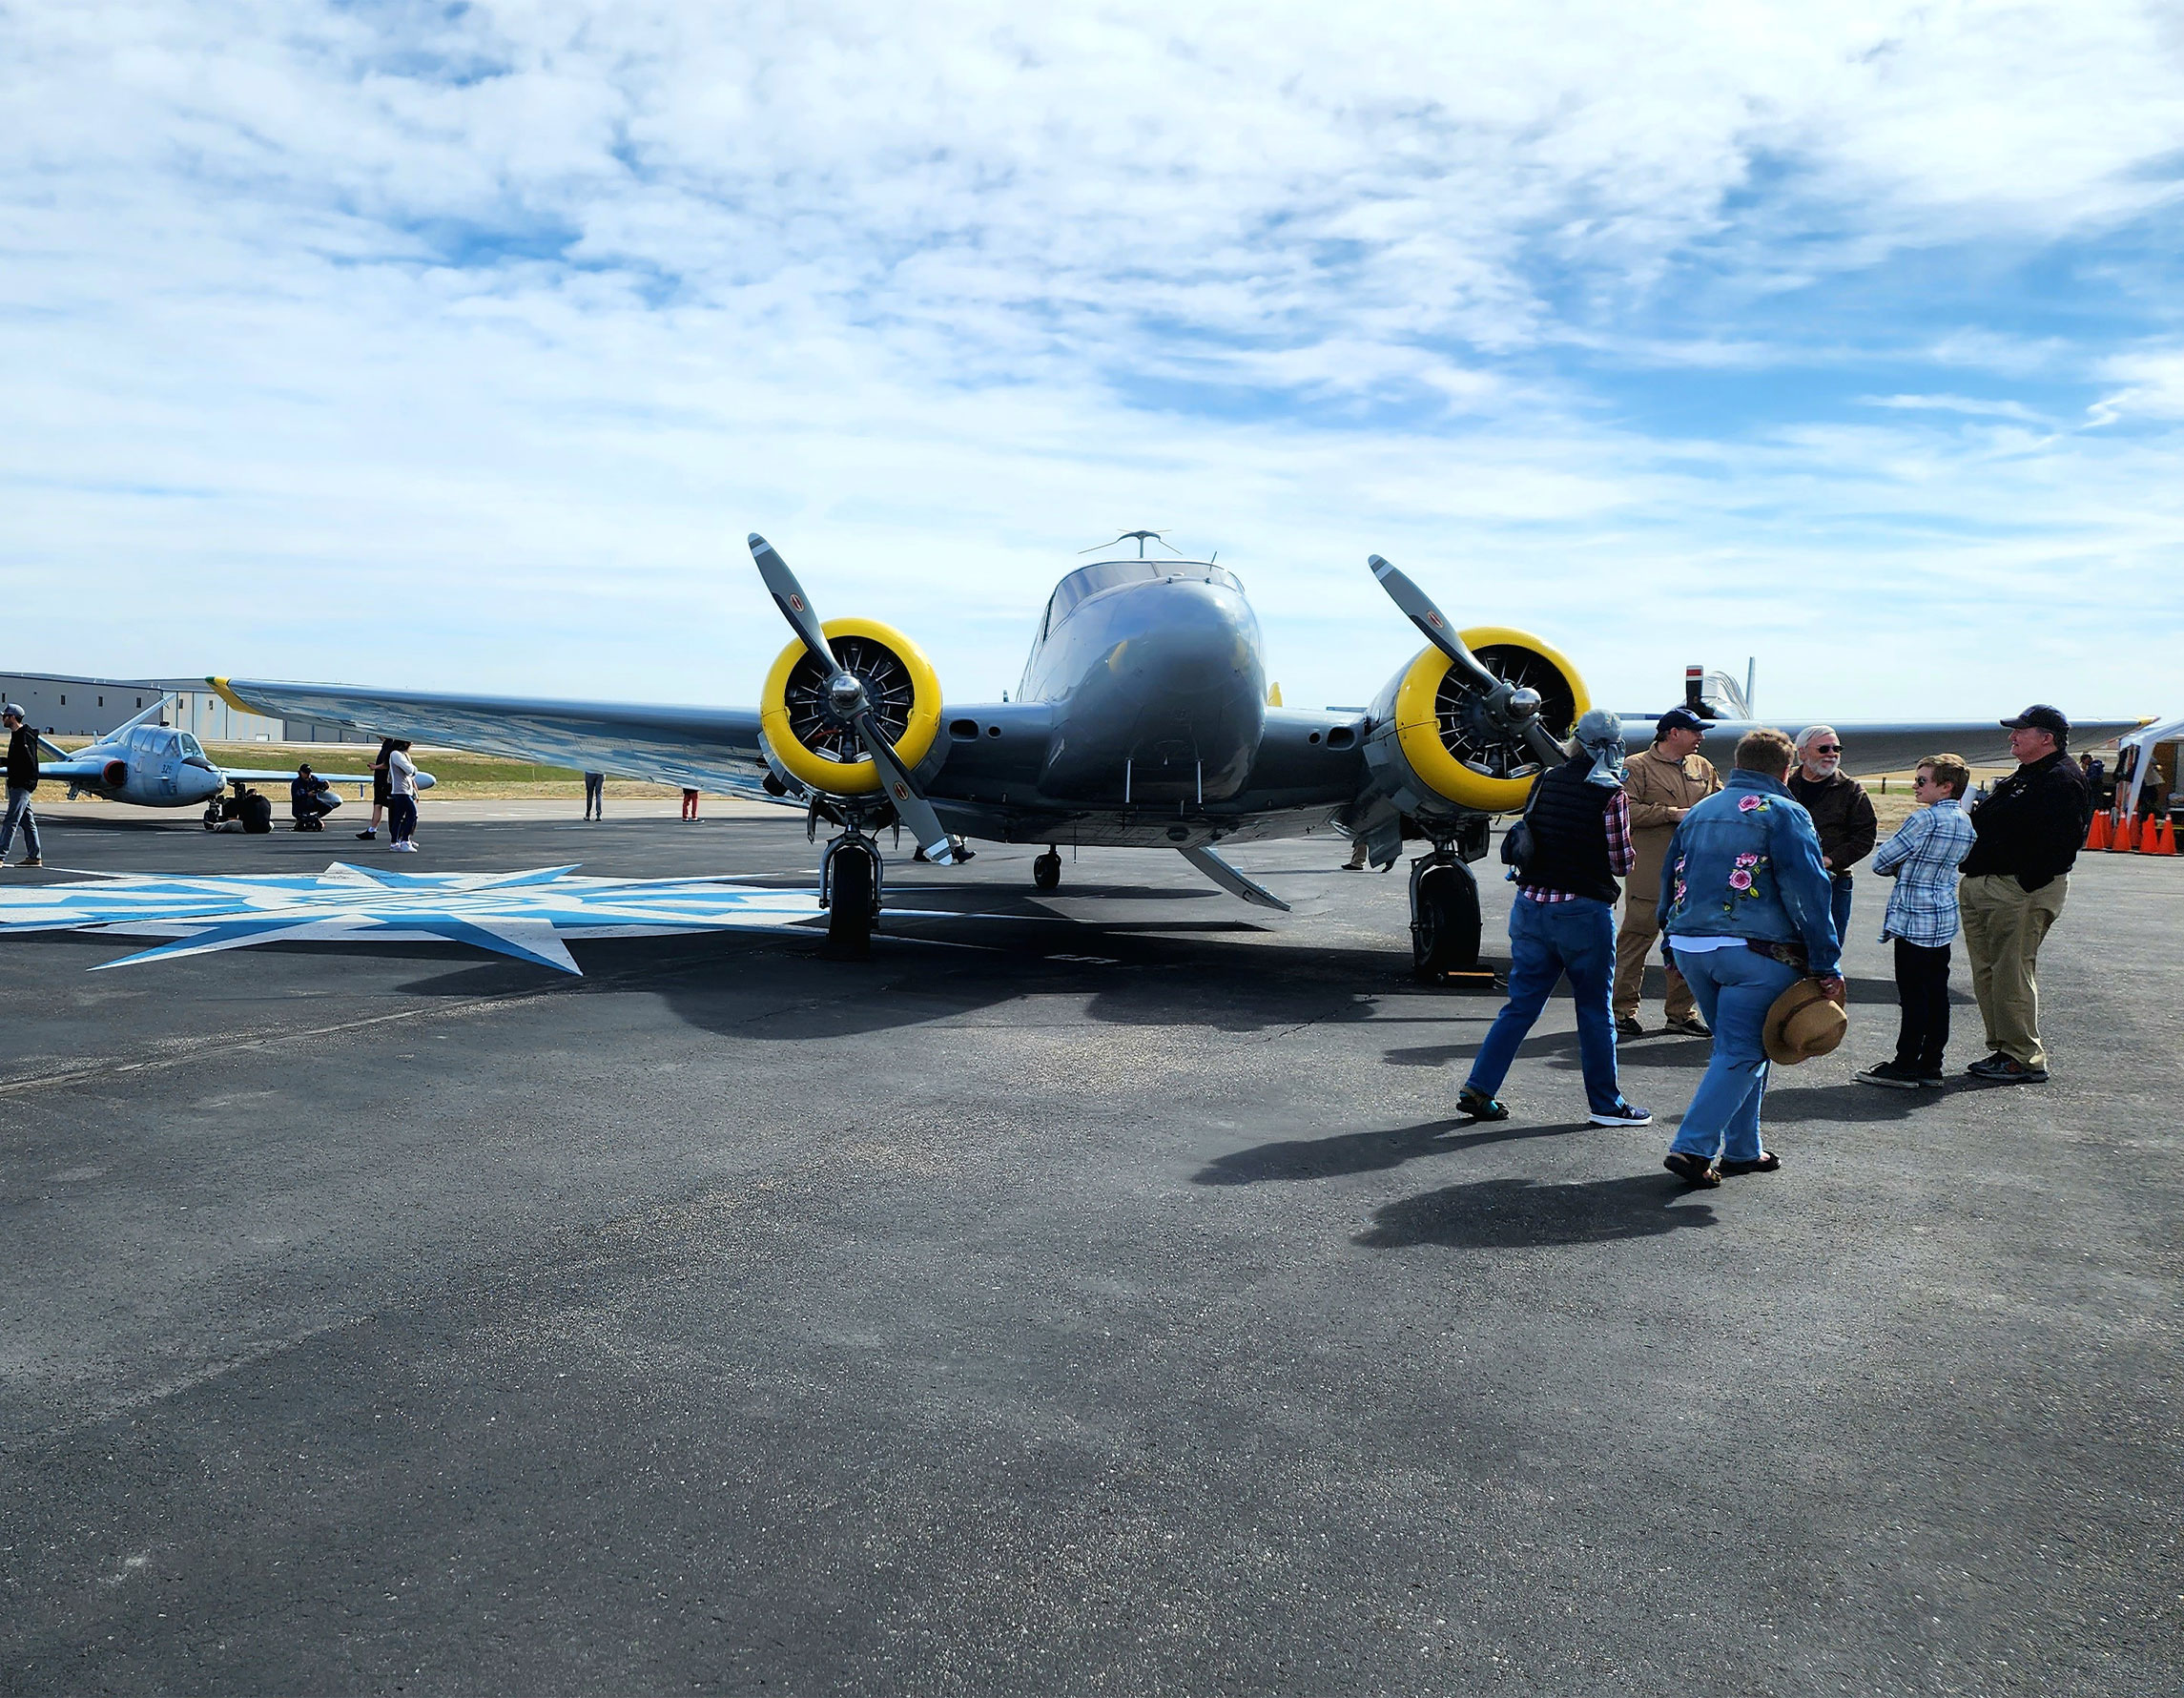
[0,863,865,975]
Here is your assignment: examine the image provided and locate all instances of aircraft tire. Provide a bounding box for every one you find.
[1033,850,1061,893]
[826,844,876,959]
[1411,860,1482,980]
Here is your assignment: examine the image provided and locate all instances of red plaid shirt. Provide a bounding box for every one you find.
[1518,788,1635,903]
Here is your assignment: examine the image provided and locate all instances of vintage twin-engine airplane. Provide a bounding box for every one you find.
[34,698,429,831]
[213,536,2137,968]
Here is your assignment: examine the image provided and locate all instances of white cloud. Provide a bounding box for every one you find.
[0,1,2180,722]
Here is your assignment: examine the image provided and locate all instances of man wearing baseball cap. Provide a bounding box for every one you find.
[1956,705,2091,1084]
[1613,706,1721,1036]
[0,703,44,869]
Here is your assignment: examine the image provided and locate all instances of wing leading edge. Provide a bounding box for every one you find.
[212,679,778,800]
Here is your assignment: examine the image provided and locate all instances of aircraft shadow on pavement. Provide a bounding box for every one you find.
[1356,1172,1717,1250]
[1193,1114,1576,1186]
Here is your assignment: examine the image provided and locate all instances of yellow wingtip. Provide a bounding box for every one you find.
[207,676,256,715]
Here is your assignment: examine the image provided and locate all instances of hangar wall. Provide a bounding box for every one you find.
[0,672,372,744]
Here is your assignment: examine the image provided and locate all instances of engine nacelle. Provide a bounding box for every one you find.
[102,758,130,790]
[1364,626,1591,818]
[758,617,943,797]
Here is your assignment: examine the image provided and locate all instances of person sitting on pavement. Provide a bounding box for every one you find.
[1957,705,2091,1086]
[1457,708,1653,1130]
[1787,725,1877,949]
[1615,705,1720,1039]
[1658,728,1843,1187]
[1857,754,1978,1089]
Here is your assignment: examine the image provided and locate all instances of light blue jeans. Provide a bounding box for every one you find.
[1465,896,1623,1116]
[1667,943,1802,1164]
[0,786,40,861]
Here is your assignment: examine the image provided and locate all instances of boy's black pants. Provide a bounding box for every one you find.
[1893,939,1952,1074]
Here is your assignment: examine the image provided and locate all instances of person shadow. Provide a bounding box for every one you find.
[1193,1114,1576,1186]
[1356,1172,1718,1250]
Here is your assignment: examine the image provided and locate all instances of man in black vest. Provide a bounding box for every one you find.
[1460,709,1652,1128]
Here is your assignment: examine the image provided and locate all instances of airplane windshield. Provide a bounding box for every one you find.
[177,734,204,759]
[1041,559,1245,635]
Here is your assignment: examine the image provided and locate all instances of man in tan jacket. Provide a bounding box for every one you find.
[1616,707,1721,1035]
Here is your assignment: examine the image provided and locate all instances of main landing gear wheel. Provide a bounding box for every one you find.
[1033,848,1061,893]
[821,835,879,960]
[1411,852,1491,987]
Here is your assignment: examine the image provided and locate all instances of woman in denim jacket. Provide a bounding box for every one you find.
[1656,728,1844,1185]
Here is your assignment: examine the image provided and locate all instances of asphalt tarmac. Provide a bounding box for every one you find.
[2,804,2176,1696]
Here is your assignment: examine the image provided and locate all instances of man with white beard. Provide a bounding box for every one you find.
[1787,725,1877,952]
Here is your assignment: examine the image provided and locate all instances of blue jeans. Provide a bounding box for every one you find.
[1830,875,1853,954]
[1465,896,1623,1115]
[0,786,40,861]
[1668,944,1802,1164]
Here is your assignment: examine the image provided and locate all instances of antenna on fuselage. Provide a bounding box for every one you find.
[1082,529,1181,560]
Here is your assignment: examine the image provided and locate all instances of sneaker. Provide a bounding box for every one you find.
[1614,1015,1646,1038]
[1914,1069,1948,1089]
[1968,1054,2047,1085]
[1856,1061,1926,1089]
[1668,1015,1711,1038]
[1589,1099,1654,1128]
[1456,1087,1510,1122]
[357,830,377,839]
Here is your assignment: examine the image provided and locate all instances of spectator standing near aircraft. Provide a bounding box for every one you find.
[0,703,44,869]
[1857,754,1978,1088]
[386,741,421,853]
[1457,709,1653,1129]
[584,771,606,821]
[1615,706,1720,1037]
[681,787,700,821]
[1658,728,1843,1186]
[1787,725,1877,949]
[1957,706,2091,1085]
[358,736,395,840]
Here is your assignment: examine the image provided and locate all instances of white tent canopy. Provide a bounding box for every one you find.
[2112,716,2183,824]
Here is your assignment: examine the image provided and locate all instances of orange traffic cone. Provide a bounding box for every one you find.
[2086,811,2111,850]
[2153,817,2177,857]
[2112,813,2139,851]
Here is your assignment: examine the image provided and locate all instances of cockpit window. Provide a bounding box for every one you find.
[177,734,204,759]
[1040,559,1245,636]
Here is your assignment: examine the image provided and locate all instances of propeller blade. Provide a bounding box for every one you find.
[748,532,838,671]
[1368,554,1500,694]
[851,709,971,865]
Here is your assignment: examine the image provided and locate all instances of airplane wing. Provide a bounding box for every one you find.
[211,678,781,800]
[1617,715,2146,774]
[32,756,120,782]
[218,766,437,791]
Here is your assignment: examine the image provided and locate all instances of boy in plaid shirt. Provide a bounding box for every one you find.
[1858,754,1978,1087]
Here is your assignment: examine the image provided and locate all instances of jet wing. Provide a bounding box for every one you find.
[1617,715,2146,774]
[218,766,437,791]
[32,756,117,782]
[211,678,780,800]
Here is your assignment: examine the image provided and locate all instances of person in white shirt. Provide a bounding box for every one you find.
[386,741,420,852]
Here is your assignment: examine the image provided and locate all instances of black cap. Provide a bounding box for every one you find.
[1655,706,1708,739]
[2001,704,2070,738]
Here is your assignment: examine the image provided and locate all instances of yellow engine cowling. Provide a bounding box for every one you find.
[1383,626,1592,814]
[759,617,944,797]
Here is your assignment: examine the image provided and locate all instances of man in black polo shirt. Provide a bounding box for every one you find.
[1458,709,1652,1129]
[1958,705,2091,1084]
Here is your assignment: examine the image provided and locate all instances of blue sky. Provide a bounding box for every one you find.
[2,1,2180,722]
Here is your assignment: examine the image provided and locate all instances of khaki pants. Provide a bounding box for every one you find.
[1959,873,2068,1068]
[1615,896,1695,1022]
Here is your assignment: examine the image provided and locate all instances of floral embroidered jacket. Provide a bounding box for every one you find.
[1656,769,1842,975]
